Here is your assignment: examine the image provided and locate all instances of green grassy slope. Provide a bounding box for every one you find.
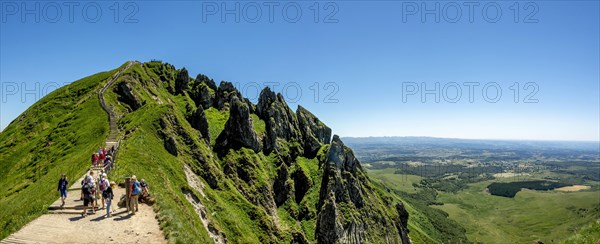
[106,62,289,242]
[0,65,125,239]
[104,61,413,243]
[2,61,416,243]
[435,180,600,243]
[367,173,468,243]
[561,220,600,244]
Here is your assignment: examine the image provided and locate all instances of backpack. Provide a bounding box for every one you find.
[100,179,108,192]
[102,186,113,200]
[82,180,93,195]
[132,181,141,195]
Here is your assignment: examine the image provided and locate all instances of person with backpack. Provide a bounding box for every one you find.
[57,173,68,207]
[99,173,111,209]
[128,175,141,215]
[81,171,95,216]
[89,171,97,213]
[102,181,115,218]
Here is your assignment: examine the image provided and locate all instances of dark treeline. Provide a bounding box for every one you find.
[487,180,569,198]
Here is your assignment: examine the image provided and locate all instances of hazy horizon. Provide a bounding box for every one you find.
[1,1,598,141]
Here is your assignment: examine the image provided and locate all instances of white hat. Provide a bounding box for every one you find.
[132,175,137,180]
[102,173,107,177]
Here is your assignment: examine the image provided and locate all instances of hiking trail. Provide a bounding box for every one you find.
[1,61,166,244]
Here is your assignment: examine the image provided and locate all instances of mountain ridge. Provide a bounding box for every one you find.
[0,60,413,243]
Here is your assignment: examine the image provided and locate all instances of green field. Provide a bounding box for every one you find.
[367,168,423,193]
[434,180,600,243]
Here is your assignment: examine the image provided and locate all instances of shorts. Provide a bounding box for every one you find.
[60,189,67,198]
[83,195,93,206]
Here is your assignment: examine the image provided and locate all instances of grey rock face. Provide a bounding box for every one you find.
[297,105,332,158]
[214,96,262,156]
[191,74,216,109]
[175,68,189,94]
[292,167,312,204]
[164,136,178,156]
[316,192,345,244]
[315,135,411,244]
[273,163,292,207]
[189,106,210,144]
[116,82,143,111]
[196,73,217,90]
[395,203,411,244]
[215,81,242,110]
[256,87,303,160]
[317,135,365,210]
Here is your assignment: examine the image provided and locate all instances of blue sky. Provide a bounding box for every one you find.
[1,1,598,141]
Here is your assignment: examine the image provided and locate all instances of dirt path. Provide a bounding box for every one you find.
[2,185,165,244]
[2,61,166,244]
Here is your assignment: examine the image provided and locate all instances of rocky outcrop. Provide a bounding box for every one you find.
[175,68,190,94]
[188,106,210,144]
[317,135,365,209]
[316,135,411,244]
[297,105,332,158]
[191,74,216,109]
[316,192,345,244]
[292,167,312,204]
[115,82,143,111]
[395,203,411,243]
[222,149,278,225]
[257,87,303,161]
[214,96,262,156]
[273,162,292,207]
[160,113,222,189]
[196,73,217,90]
[164,136,178,156]
[215,81,242,110]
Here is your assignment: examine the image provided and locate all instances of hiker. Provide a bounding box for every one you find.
[88,171,97,213]
[58,173,68,207]
[92,153,98,167]
[99,173,109,209]
[111,145,115,154]
[139,179,150,203]
[99,152,105,166]
[81,171,95,216]
[102,147,107,156]
[105,155,113,169]
[102,180,115,218]
[128,175,141,215]
[140,179,150,196]
[95,170,104,208]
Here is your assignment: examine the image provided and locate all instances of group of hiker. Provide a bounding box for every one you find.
[92,146,115,170]
[79,170,115,217]
[57,145,151,219]
[76,171,151,217]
